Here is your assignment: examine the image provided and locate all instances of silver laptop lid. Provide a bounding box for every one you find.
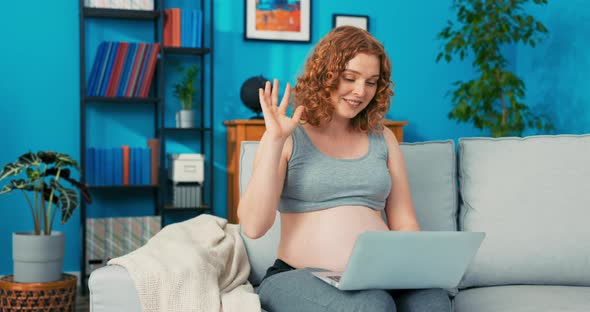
[338,231,485,290]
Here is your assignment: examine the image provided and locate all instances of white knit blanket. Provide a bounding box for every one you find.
[108,214,261,312]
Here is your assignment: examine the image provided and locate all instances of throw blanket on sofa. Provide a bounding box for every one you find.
[108,214,261,312]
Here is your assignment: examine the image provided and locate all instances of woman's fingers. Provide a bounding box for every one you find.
[278,83,291,114]
[291,105,304,124]
[259,88,269,114]
[271,79,279,107]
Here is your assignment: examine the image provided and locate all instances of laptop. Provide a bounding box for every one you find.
[311,231,485,291]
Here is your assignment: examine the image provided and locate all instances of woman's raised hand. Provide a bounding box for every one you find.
[259,79,304,141]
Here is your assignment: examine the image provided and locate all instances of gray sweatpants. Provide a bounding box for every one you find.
[258,268,451,312]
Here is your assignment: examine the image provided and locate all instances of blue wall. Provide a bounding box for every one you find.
[1,0,587,276]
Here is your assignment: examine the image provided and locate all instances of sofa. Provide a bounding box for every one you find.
[89,134,590,311]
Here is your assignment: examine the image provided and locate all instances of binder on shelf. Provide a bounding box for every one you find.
[106,42,128,97]
[138,44,160,97]
[94,42,113,96]
[117,43,136,97]
[147,139,159,185]
[125,43,146,97]
[113,148,123,185]
[87,42,105,96]
[86,148,96,185]
[100,42,119,96]
[122,145,130,185]
[142,148,151,185]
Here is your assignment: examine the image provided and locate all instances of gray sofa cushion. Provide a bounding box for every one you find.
[454,285,590,312]
[458,135,590,288]
[400,140,457,231]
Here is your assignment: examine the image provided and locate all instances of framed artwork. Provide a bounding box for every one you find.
[332,14,369,32]
[244,0,311,43]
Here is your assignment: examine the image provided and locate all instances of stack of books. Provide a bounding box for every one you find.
[86,41,160,98]
[86,139,159,186]
[163,8,203,48]
[84,0,154,10]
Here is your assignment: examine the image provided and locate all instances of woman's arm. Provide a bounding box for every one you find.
[383,127,420,231]
[238,133,290,239]
[238,79,303,239]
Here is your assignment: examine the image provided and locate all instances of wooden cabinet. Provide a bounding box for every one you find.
[223,119,408,224]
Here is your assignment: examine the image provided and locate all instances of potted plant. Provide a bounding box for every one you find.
[0,151,91,283]
[173,64,199,128]
[436,0,553,137]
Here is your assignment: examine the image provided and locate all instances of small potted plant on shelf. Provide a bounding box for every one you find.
[173,64,199,128]
[0,151,92,283]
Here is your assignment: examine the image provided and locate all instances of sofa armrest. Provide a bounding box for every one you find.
[89,265,142,312]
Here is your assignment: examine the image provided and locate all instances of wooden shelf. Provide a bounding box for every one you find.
[162,47,211,55]
[83,8,159,20]
[162,204,210,212]
[84,96,159,104]
[161,127,212,133]
[88,185,158,190]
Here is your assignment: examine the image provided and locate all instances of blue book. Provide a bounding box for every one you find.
[196,10,202,48]
[129,148,136,185]
[114,148,123,185]
[109,148,116,185]
[104,148,112,185]
[117,43,136,97]
[142,148,151,185]
[94,42,113,96]
[183,10,190,47]
[95,148,102,186]
[87,42,106,96]
[191,10,198,48]
[180,10,185,47]
[135,147,143,185]
[101,42,119,96]
[86,148,95,185]
[135,148,142,185]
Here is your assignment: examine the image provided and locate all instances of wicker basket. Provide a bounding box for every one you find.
[0,274,76,312]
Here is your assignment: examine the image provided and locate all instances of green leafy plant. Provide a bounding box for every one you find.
[172,64,199,110]
[0,151,92,235]
[436,0,553,137]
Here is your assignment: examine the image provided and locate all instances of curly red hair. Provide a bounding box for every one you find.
[293,26,394,133]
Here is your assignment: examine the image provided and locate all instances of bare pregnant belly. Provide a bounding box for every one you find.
[277,206,390,272]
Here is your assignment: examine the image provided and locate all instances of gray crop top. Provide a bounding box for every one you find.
[279,125,392,213]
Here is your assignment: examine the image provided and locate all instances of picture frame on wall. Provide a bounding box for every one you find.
[333,14,369,32]
[244,0,311,43]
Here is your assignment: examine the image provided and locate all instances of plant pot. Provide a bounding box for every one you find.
[176,109,194,128]
[12,231,64,283]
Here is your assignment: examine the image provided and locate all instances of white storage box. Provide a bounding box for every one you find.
[168,154,204,183]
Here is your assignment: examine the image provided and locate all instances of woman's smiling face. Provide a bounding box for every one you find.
[330,53,381,120]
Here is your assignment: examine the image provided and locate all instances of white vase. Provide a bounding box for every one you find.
[13,231,64,283]
[176,110,194,128]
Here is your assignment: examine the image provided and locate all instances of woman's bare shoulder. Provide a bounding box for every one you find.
[381,126,400,147]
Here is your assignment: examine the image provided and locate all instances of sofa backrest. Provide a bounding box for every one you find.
[239,140,459,286]
[458,135,590,288]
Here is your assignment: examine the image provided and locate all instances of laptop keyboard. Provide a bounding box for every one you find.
[328,275,341,282]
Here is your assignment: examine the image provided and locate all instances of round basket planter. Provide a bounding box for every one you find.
[0,273,76,312]
[12,232,65,283]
